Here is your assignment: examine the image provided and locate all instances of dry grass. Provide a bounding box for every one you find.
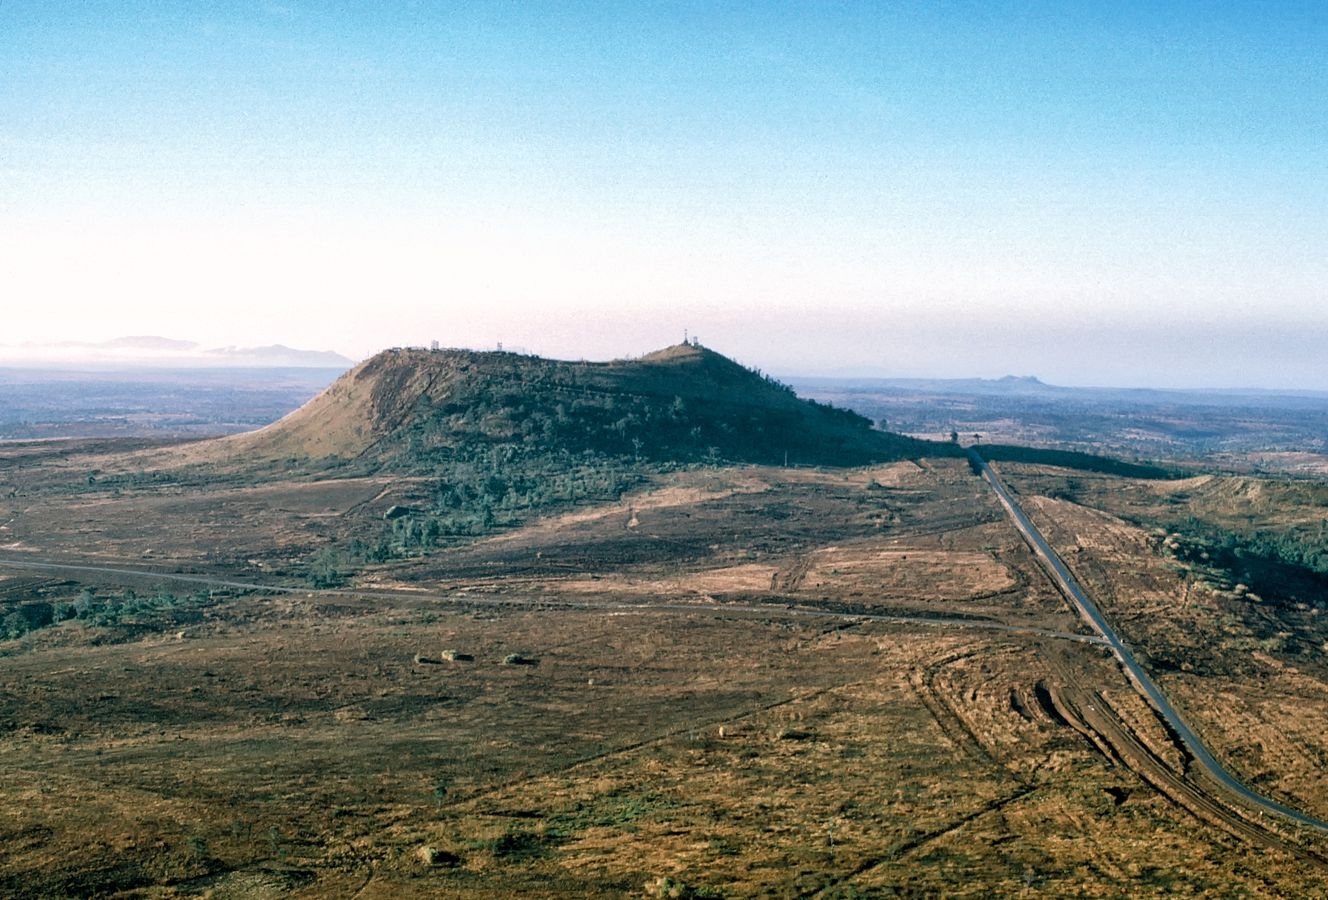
[1,450,1326,895]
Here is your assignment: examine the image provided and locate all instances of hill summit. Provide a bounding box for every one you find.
[225,343,936,469]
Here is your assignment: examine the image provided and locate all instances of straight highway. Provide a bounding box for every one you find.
[970,448,1328,833]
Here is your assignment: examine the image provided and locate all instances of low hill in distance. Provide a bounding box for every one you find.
[220,342,947,471]
[790,375,1328,474]
[0,335,355,368]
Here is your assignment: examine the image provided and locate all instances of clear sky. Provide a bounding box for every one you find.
[3,2,1325,388]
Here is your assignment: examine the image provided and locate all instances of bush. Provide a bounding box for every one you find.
[644,875,724,899]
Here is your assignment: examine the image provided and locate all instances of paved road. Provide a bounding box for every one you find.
[970,448,1328,833]
[0,556,306,595]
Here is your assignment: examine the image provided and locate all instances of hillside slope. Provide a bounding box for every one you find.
[222,343,945,469]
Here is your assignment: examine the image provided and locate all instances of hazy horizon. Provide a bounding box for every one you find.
[7,331,1328,397]
[4,4,1325,390]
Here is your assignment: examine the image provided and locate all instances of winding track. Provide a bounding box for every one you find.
[970,448,1328,834]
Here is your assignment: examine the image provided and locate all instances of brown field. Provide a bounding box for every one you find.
[2,444,1327,896]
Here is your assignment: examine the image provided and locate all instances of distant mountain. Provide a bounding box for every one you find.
[203,344,355,367]
[788,374,1064,397]
[216,342,949,469]
[0,336,354,368]
[787,374,1328,406]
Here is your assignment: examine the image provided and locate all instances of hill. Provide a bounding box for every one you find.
[223,342,945,470]
[0,335,354,368]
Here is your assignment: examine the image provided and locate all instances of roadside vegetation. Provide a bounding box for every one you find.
[0,583,220,647]
[977,444,1177,479]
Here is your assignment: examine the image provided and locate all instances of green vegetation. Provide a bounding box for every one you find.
[304,446,648,585]
[1152,517,1328,611]
[978,444,1176,479]
[2,585,215,641]
[400,445,645,529]
[475,827,559,861]
[1,600,60,638]
[1160,517,1328,579]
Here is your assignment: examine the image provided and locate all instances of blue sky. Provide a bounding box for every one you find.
[3,2,1325,387]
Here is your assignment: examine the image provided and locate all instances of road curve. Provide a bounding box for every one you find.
[970,448,1328,834]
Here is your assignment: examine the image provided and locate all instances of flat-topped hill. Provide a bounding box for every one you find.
[221,343,944,469]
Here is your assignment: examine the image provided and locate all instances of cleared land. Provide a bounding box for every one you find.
[2,438,1327,896]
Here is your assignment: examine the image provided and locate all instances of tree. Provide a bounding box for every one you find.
[307,546,346,588]
[3,611,27,638]
[74,588,96,618]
